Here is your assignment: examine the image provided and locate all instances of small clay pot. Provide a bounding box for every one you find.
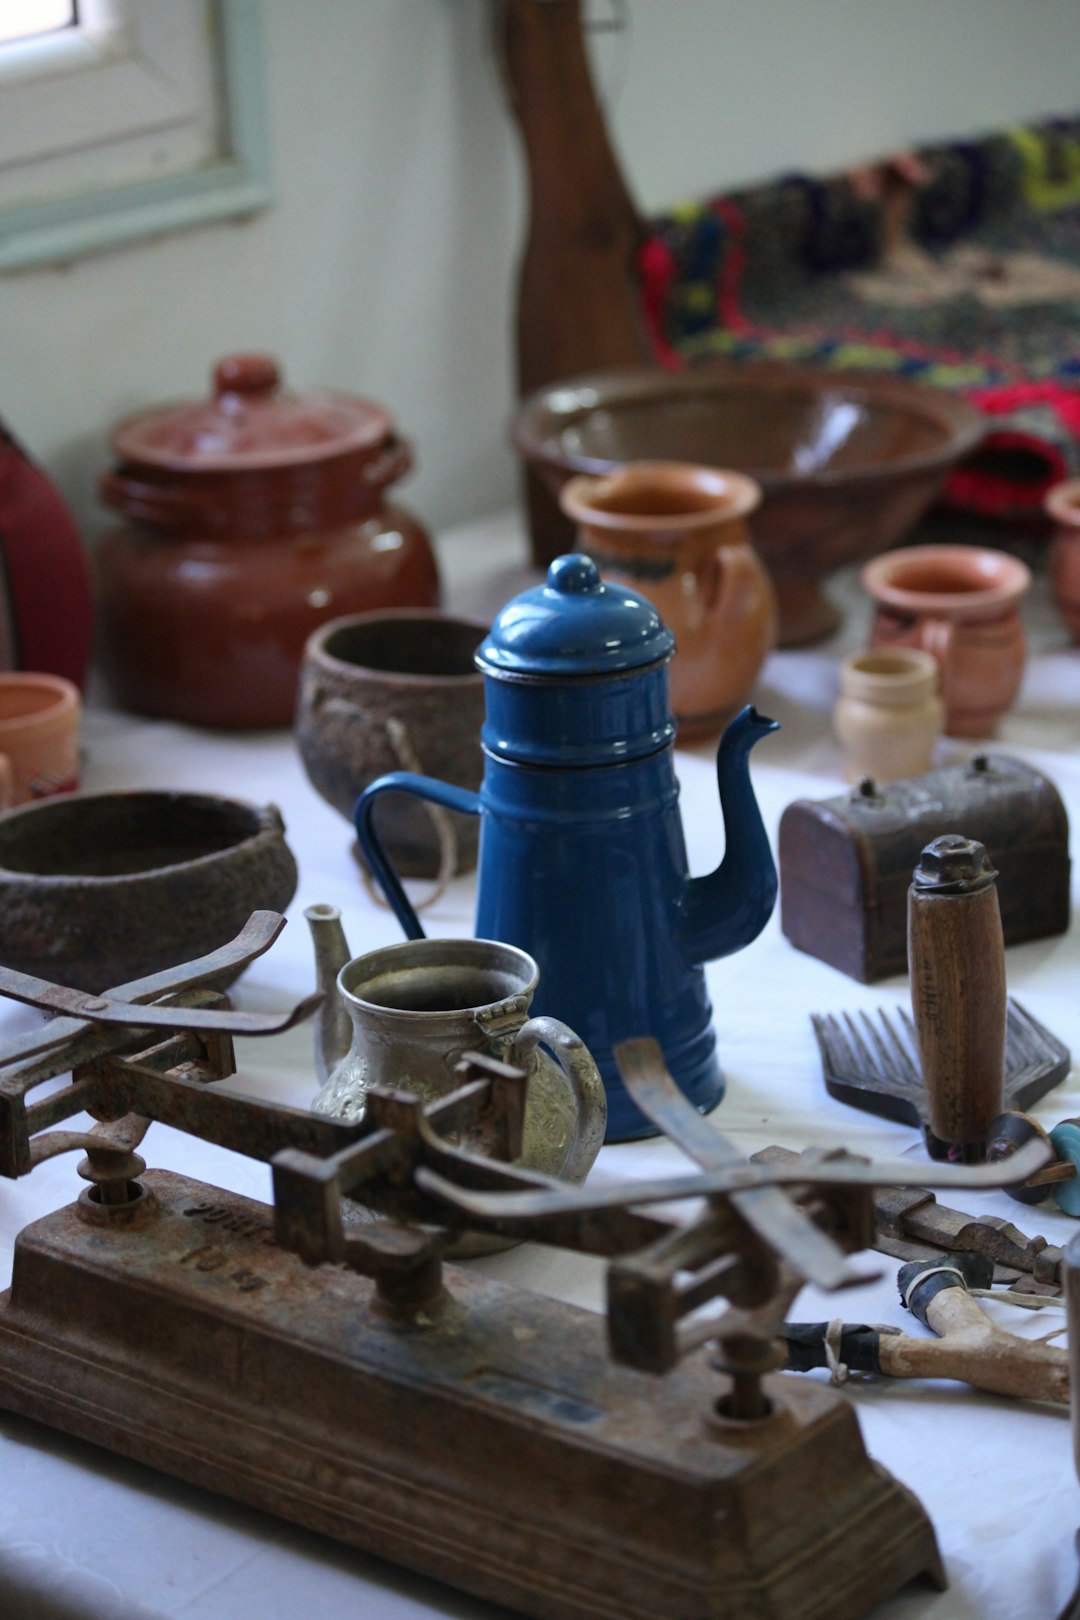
[0,790,297,992]
[1045,479,1080,642]
[0,672,80,804]
[296,610,487,878]
[862,544,1030,738]
[834,648,944,783]
[559,461,777,739]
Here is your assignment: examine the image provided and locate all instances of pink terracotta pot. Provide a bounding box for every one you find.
[861,544,1030,738]
[559,461,777,739]
[1045,478,1080,643]
[0,672,81,804]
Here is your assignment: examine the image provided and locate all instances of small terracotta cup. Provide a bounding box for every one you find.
[1045,479,1080,642]
[295,610,487,879]
[861,545,1030,737]
[0,672,81,806]
[834,648,944,783]
[559,461,777,739]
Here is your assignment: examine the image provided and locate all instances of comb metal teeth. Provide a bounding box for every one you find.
[811,998,1071,1125]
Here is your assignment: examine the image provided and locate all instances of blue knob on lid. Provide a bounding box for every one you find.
[547,554,604,595]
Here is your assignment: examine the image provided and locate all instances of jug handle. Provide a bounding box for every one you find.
[511,1016,607,1182]
[354,770,482,940]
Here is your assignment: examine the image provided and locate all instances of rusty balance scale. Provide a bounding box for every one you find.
[0,913,1052,1620]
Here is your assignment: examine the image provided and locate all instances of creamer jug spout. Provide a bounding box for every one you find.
[305,902,354,1085]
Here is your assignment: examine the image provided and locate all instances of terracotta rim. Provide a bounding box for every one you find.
[0,673,80,734]
[512,360,987,492]
[861,545,1031,616]
[559,461,761,532]
[306,609,488,685]
[1045,478,1080,528]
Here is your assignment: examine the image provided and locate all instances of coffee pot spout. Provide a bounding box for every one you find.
[676,706,780,966]
[305,903,355,1085]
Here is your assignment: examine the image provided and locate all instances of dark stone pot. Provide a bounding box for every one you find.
[296,610,487,879]
[0,790,298,993]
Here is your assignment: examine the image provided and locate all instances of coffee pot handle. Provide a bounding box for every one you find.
[354,771,482,939]
[511,1017,608,1181]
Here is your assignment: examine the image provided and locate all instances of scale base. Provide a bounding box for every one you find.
[0,1171,944,1620]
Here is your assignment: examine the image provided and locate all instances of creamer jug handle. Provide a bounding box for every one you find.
[354,771,482,940]
[512,1016,608,1180]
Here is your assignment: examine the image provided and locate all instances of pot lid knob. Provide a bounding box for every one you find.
[548,553,604,595]
[214,355,280,398]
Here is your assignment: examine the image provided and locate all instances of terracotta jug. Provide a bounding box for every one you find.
[96,355,439,729]
[1045,478,1080,642]
[862,544,1030,738]
[833,648,943,783]
[558,462,777,739]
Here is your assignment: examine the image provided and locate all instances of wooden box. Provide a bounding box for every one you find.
[779,754,1071,982]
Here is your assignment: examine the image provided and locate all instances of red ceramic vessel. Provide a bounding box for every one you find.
[862,544,1030,738]
[96,356,440,728]
[0,422,94,688]
[1045,479,1080,643]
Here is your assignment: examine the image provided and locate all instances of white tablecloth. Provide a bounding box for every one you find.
[2,510,1079,1620]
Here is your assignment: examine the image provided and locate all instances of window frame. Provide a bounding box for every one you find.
[0,0,270,272]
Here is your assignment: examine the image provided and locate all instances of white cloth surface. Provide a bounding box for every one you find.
[1,508,1079,1620]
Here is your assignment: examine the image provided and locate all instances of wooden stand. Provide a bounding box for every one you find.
[497,0,652,564]
[0,1171,944,1620]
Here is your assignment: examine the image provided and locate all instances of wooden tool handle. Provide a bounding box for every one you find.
[908,835,1006,1156]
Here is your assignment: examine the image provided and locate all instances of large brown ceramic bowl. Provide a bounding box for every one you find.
[0,790,298,992]
[512,361,985,644]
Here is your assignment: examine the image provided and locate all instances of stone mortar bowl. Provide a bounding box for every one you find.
[296,609,488,879]
[0,790,298,993]
[512,359,986,646]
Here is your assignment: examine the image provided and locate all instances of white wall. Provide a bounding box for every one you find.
[4,0,1079,543]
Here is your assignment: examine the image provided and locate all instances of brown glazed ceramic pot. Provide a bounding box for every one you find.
[512,360,985,646]
[862,544,1031,738]
[1045,478,1080,642]
[97,355,440,728]
[0,790,298,993]
[559,462,776,739]
[296,610,487,878]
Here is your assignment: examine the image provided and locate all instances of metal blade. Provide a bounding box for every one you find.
[419,1136,1052,1224]
[613,1037,857,1290]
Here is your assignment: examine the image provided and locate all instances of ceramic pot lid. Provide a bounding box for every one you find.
[109,355,394,472]
[478,554,674,678]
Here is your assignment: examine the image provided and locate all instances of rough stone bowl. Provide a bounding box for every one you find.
[512,359,985,646]
[0,790,298,993]
[296,609,487,879]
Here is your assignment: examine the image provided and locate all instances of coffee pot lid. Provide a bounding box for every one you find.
[478,554,674,678]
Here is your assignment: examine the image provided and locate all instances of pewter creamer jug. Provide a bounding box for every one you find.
[355,554,778,1139]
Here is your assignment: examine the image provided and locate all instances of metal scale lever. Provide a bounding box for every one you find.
[0,935,1050,1397]
[413,1038,1051,1394]
[0,911,321,1184]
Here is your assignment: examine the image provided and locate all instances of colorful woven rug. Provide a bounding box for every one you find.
[639,117,1080,521]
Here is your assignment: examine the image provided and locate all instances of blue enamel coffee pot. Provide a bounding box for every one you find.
[354,554,778,1140]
